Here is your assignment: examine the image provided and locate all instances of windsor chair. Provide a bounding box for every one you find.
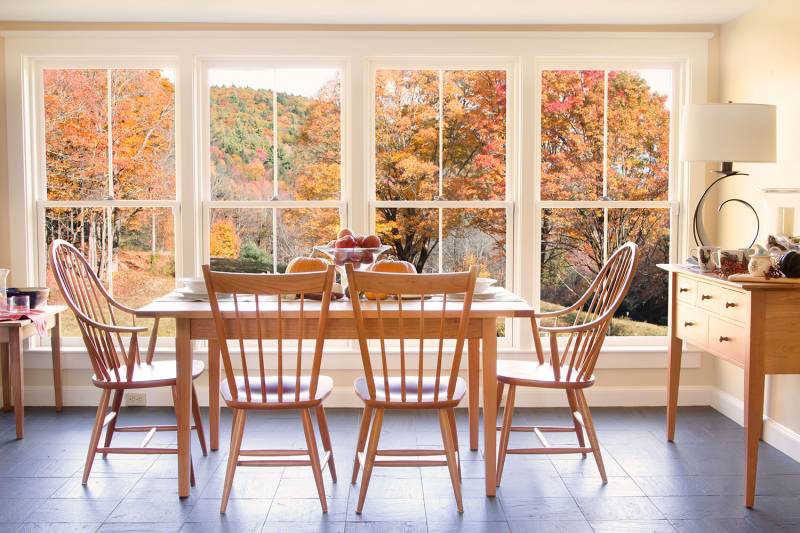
[346,264,478,514]
[495,242,638,485]
[49,240,207,486]
[202,264,337,513]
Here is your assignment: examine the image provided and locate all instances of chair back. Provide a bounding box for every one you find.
[49,239,147,383]
[345,264,478,403]
[202,264,335,404]
[535,242,638,382]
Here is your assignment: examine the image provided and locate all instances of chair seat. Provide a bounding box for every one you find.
[497,360,594,389]
[354,375,466,408]
[222,375,334,409]
[93,359,205,389]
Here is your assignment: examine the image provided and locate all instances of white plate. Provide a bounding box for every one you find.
[448,286,504,301]
[175,287,233,300]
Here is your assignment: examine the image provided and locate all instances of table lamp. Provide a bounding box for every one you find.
[679,102,777,247]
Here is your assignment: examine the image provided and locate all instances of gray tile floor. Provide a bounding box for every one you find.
[1,406,800,532]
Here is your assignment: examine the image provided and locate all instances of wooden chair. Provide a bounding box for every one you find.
[345,263,478,514]
[495,242,638,485]
[202,264,337,514]
[49,239,207,486]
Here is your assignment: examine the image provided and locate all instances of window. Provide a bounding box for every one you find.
[373,68,509,287]
[205,66,343,272]
[40,68,177,337]
[539,69,675,336]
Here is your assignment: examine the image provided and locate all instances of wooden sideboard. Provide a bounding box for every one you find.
[660,264,800,507]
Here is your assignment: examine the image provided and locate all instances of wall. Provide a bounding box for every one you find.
[0,36,9,279]
[714,0,800,441]
[0,23,718,408]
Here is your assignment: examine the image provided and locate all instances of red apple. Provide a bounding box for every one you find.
[337,228,354,239]
[354,234,366,247]
[334,251,348,265]
[335,235,356,248]
[362,234,381,248]
[361,251,374,264]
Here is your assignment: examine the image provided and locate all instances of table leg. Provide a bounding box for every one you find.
[481,319,498,496]
[9,327,24,439]
[51,313,63,412]
[176,319,192,497]
[208,339,220,451]
[666,335,682,441]
[1,342,10,412]
[744,361,765,508]
[468,337,480,451]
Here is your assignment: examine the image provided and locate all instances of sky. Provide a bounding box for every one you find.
[207,68,340,97]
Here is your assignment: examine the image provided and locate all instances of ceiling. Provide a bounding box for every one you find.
[0,0,764,25]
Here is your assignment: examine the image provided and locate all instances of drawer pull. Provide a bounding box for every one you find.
[701,294,712,300]
[684,321,694,327]
[719,336,731,342]
[679,287,690,293]
[725,302,737,308]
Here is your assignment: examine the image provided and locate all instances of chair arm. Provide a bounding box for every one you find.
[79,315,149,335]
[538,314,609,334]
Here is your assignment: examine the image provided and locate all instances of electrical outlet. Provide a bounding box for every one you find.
[126,392,147,407]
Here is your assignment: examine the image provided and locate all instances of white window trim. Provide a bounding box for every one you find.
[3,30,712,362]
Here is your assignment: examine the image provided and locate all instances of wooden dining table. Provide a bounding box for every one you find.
[136,292,533,498]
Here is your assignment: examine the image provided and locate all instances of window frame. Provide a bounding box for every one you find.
[197,58,349,272]
[366,57,519,347]
[32,57,182,347]
[533,58,685,346]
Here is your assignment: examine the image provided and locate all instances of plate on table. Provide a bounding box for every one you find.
[175,287,233,300]
[448,286,504,301]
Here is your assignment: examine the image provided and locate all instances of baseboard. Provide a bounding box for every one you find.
[710,387,800,464]
[18,383,711,409]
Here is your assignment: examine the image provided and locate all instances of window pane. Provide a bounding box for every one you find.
[540,70,604,201]
[209,69,275,201]
[111,208,176,335]
[607,70,671,201]
[608,208,670,336]
[375,70,439,201]
[375,207,439,273]
[209,208,273,273]
[44,69,109,200]
[540,208,604,313]
[45,207,109,337]
[111,69,176,200]
[442,208,506,285]
[276,208,340,272]
[276,69,341,200]
[443,70,507,201]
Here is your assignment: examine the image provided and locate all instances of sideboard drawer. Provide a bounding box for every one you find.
[718,287,748,323]
[709,316,747,366]
[676,275,698,305]
[676,303,708,346]
[697,281,723,313]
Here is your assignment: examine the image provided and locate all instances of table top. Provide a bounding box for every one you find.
[658,263,800,291]
[0,305,67,328]
[136,291,534,319]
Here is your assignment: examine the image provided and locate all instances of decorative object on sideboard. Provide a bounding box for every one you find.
[680,102,777,248]
[6,287,49,309]
[779,251,800,278]
[747,245,772,277]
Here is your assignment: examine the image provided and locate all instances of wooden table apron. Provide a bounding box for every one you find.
[137,299,531,498]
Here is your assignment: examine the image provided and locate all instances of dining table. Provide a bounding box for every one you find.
[136,290,533,498]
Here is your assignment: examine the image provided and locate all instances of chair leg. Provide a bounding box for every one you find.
[356,407,383,514]
[351,406,373,484]
[82,389,111,484]
[315,405,337,483]
[496,384,516,486]
[302,408,328,513]
[576,389,607,484]
[496,382,505,410]
[439,409,464,513]
[102,389,124,458]
[192,384,208,456]
[447,408,461,481]
[566,389,587,458]
[220,409,246,513]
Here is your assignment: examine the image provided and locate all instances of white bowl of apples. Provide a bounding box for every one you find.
[313,228,391,270]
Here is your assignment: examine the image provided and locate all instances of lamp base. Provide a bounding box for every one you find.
[693,162,759,248]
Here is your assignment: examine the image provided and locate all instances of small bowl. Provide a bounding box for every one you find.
[7,287,50,309]
[178,277,207,293]
[474,278,497,295]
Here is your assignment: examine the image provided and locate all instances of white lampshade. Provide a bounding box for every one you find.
[679,103,776,163]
